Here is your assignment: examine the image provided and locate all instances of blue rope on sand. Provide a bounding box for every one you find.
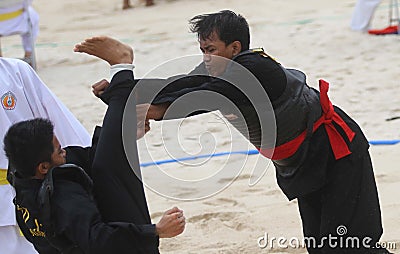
[140,139,400,167]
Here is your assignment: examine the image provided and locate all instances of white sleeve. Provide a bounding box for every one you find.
[110,63,135,80]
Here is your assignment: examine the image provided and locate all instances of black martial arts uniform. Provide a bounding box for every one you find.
[141,50,389,253]
[9,70,159,253]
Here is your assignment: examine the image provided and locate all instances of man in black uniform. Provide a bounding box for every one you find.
[74,11,390,254]
[3,43,185,253]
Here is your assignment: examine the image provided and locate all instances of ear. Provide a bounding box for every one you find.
[37,161,51,175]
[231,41,242,57]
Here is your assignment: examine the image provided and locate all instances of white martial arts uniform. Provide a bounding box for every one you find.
[0,57,91,254]
[0,0,39,53]
[350,0,382,31]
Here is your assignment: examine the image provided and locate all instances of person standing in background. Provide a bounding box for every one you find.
[351,0,381,31]
[351,0,399,34]
[0,0,39,65]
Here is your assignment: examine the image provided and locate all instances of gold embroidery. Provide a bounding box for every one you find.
[17,205,30,223]
[29,219,45,237]
[17,205,46,237]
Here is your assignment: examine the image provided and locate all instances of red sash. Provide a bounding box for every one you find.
[258,80,355,160]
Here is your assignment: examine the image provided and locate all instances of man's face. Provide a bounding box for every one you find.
[199,32,236,76]
[49,135,66,168]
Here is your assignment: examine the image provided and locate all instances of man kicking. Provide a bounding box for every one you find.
[4,42,185,253]
[74,10,390,253]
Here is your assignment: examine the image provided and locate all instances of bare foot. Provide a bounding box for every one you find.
[74,36,133,65]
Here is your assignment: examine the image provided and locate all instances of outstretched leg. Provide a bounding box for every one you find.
[75,36,147,224]
[73,36,159,251]
[74,36,133,65]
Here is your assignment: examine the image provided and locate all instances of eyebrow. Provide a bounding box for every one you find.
[201,45,215,52]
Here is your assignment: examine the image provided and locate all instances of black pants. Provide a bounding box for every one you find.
[90,71,158,251]
[297,149,389,253]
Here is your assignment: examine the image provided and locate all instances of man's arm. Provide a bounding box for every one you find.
[142,74,246,121]
[53,181,185,253]
[15,208,55,254]
[135,58,260,122]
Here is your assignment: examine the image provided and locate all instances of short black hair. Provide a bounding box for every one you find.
[3,118,54,178]
[189,10,250,51]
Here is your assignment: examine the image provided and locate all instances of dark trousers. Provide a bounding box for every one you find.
[297,150,389,253]
[90,71,158,251]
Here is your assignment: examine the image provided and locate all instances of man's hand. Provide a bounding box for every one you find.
[136,119,150,140]
[92,79,110,97]
[136,104,151,139]
[136,103,151,121]
[136,103,169,121]
[156,207,185,238]
[136,103,170,138]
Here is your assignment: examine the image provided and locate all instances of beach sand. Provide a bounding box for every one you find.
[2,0,399,253]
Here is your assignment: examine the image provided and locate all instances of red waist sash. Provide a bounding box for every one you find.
[258,80,355,160]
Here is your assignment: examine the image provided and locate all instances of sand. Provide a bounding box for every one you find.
[2,0,399,253]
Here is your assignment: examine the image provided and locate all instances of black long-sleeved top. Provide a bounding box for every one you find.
[13,164,157,254]
[137,51,370,200]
